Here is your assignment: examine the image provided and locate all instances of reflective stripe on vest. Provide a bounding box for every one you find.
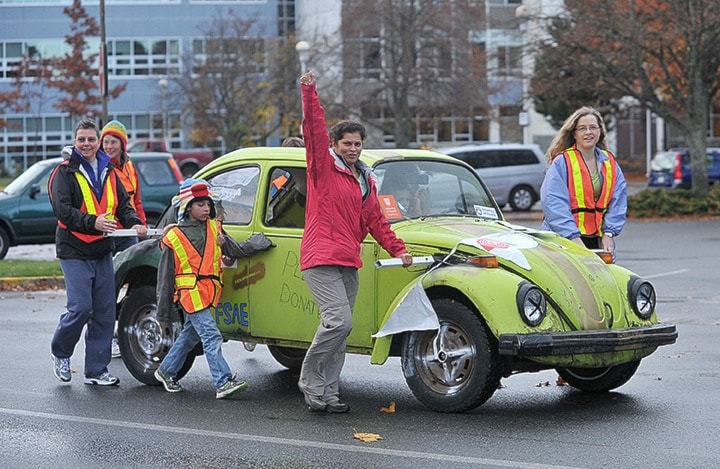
[56,168,119,243]
[563,148,617,237]
[163,221,223,313]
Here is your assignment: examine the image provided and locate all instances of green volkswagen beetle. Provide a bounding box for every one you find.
[113,147,677,413]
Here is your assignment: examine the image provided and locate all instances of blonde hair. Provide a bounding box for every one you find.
[545,106,608,163]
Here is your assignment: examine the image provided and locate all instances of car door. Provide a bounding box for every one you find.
[14,162,57,242]
[207,165,261,337]
[225,163,380,350]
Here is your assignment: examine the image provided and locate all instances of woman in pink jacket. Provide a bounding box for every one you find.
[297,71,413,414]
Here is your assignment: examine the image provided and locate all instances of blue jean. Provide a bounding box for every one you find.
[51,256,115,377]
[159,307,233,389]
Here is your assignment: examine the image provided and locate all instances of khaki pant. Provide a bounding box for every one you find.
[298,265,358,405]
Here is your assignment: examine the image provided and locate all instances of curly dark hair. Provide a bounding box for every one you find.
[329,120,366,143]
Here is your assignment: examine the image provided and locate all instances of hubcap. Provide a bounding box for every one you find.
[414,322,476,395]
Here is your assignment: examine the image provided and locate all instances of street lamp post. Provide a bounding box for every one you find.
[158,78,168,140]
[99,0,108,124]
[295,40,310,73]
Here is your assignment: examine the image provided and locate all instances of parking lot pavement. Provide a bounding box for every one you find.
[5,244,56,261]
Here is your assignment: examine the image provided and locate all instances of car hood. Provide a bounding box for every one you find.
[394,217,629,330]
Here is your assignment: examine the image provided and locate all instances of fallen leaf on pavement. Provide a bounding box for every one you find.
[353,429,384,443]
[380,401,396,413]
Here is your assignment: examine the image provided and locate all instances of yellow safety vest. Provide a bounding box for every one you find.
[162,221,223,313]
[563,148,617,237]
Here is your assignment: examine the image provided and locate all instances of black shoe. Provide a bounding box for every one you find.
[326,401,350,414]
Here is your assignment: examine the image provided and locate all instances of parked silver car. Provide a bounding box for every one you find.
[438,143,547,211]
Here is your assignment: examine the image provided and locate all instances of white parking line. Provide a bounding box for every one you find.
[643,269,689,279]
[0,407,582,469]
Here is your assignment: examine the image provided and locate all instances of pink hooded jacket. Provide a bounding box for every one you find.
[299,83,407,271]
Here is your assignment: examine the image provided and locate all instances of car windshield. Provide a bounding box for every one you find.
[650,151,677,172]
[374,160,500,221]
[3,160,54,196]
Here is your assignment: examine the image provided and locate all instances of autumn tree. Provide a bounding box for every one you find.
[48,0,125,120]
[338,0,488,147]
[172,11,300,151]
[529,0,720,195]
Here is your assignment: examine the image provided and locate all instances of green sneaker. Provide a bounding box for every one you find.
[216,377,248,399]
[154,368,183,393]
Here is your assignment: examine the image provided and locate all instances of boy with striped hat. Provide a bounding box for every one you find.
[154,178,272,398]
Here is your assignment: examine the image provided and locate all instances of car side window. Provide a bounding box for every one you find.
[134,160,177,186]
[207,166,260,226]
[461,151,493,169]
[265,166,306,229]
[502,150,539,166]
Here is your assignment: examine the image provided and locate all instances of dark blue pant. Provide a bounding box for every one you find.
[51,255,115,377]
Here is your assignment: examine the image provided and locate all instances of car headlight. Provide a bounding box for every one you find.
[628,277,656,319]
[516,282,546,326]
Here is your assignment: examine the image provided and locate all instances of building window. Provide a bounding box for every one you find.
[191,37,266,75]
[345,38,381,80]
[277,0,296,36]
[107,39,180,77]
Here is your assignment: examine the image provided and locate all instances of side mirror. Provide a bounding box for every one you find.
[29,184,41,199]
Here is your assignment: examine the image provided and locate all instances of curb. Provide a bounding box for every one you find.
[0,276,65,292]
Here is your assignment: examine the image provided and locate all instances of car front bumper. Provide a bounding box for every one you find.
[498,323,677,357]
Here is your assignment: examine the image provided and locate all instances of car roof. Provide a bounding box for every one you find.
[127,152,174,160]
[209,147,463,167]
[437,143,543,153]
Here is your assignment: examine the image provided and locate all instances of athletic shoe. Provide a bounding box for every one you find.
[84,371,119,386]
[154,368,183,393]
[216,377,249,399]
[111,337,121,358]
[52,354,71,382]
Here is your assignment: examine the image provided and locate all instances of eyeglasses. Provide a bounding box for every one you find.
[575,125,600,133]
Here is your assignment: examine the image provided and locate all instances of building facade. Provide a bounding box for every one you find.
[1,0,293,172]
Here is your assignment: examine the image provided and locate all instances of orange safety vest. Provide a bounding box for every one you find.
[162,221,223,313]
[53,163,120,243]
[563,148,617,237]
[113,160,146,225]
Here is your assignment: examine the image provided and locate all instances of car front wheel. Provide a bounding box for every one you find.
[0,227,10,259]
[401,298,502,413]
[556,360,641,392]
[118,285,196,385]
[509,185,536,211]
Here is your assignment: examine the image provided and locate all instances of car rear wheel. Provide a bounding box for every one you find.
[267,345,307,370]
[118,285,196,385]
[509,185,536,211]
[556,360,641,392]
[401,298,502,413]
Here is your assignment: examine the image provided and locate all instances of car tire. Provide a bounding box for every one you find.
[0,227,9,259]
[508,185,536,211]
[118,285,196,385]
[267,345,307,370]
[555,360,641,392]
[401,298,502,413]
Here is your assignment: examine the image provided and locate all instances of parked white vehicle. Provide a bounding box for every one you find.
[438,143,547,211]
